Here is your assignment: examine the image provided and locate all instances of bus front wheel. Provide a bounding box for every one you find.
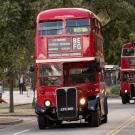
[38,115,46,129]
[90,111,100,127]
[122,96,126,104]
[102,114,108,123]
[56,120,62,126]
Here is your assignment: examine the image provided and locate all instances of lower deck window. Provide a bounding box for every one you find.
[69,68,96,84]
[122,71,135,82]
[64,62,96,85]
[39,64,62,86]
[40,77,61,86]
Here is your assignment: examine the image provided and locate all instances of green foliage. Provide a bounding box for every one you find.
[32,0,135,65]
[110,84,120,95]
[0,0,34,78]
[0,0,135,79]
[90,0,135,64]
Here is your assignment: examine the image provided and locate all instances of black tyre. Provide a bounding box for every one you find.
[102,97,108,123]
[38,115,46,129]
[122,96,126,104]
[126,98,130,103]
[91,111,100,127]
[104,97,108,114]
[102,114,108,123]
[56,120,62,126]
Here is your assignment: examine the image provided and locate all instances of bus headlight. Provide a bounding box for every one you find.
[124,90,128,93]
[44,100,51,107]
[80,98,86,105]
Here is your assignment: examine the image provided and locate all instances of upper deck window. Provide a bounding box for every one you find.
[122,48,134,56]
[66,18,90,34]
[39,20,63,36]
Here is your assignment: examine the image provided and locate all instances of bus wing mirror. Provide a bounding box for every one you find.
[95,61,101,72]
[31,55,36,60]
[96,67,101,72]
[29,65,35,72]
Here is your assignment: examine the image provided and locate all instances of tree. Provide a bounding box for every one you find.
[88,0,135,64]
[0,0,135,112]
[0,0,34,112]
[32,0,135,64]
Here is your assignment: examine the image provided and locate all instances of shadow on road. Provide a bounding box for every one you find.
[39,122,102,131]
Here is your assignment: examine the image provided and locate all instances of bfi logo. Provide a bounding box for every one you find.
[73,37,82,50]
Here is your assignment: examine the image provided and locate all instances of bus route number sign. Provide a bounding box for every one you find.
[73,37,82,50]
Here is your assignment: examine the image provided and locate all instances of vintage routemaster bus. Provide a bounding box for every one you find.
[119,42,135,104]
[33,8,108,129]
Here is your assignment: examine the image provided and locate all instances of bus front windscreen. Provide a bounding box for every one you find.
[64,62,96,85]
[39,64,62,86]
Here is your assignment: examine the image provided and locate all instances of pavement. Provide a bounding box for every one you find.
[2,90,34,105]
[0,90,36,125]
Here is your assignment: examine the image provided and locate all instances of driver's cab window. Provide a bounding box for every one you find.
[69,68,96,84]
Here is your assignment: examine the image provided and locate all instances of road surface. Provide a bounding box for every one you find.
[0,98,135,135]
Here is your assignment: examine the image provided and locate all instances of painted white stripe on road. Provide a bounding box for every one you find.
[11,129,30,135]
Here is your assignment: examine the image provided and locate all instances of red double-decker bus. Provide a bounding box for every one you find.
[33,8,108,129]
[119,42,135,104]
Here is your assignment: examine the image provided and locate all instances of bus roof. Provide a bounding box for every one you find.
[122,42,135,48]
[37,8,100,22]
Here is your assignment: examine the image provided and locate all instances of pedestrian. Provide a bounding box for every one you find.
[25,78,31,97]
[19,74,25,94]
[0,81,3,99]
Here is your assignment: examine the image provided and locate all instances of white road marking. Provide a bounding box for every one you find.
[11,129,30,135]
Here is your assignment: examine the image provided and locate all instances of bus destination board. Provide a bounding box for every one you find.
[48,37,82,58]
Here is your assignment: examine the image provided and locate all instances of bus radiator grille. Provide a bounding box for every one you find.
[56,87,77,119]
